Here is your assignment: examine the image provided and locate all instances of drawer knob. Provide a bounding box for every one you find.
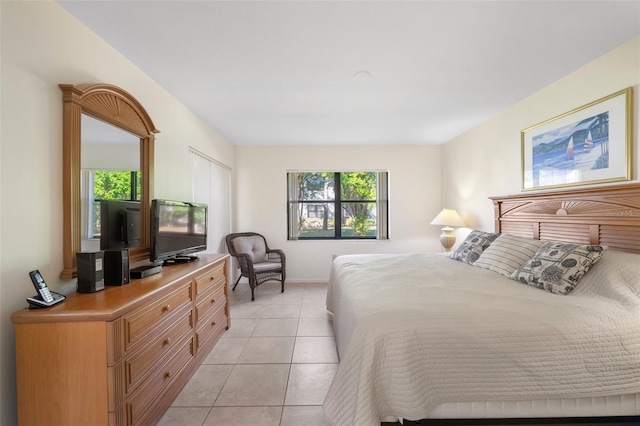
[164,371,171,379]
[211,321,216,327]
[162,304,171,312]
[210,276,214,281]
[210,298,216,304]
[163,338,171,346]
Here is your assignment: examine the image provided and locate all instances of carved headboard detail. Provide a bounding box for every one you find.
[490,183,640,253]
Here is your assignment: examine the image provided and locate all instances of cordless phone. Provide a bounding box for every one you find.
[29,270,54,302]
[26,270,65,308]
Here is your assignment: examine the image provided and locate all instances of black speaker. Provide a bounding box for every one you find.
[76,251,105,293]
[104,249,130,286]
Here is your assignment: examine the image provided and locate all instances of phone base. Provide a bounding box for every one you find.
[27,292,66,309]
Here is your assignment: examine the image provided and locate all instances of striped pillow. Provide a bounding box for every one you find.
[473,234,544,277]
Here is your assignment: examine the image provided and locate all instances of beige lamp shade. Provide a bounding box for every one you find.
[430,208,465,252]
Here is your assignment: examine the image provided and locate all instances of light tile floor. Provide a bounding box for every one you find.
[158,281,336,426]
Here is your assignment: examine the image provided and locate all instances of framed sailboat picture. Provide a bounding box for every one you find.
[521,87,632,191]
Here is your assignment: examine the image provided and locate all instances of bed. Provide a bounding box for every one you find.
[323,183,640,426]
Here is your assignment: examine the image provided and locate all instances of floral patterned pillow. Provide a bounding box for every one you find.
[449,230,499,264]
[510,242,607,295]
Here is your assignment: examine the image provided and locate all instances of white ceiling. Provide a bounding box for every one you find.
[58,1,640,146]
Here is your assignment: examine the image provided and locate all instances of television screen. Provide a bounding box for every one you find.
[100,200,141,250]
[150,199,208,264]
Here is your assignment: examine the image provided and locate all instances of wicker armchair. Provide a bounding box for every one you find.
[225,232,286,301]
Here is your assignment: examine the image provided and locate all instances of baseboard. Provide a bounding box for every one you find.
[285,278,327,284]
[399,416,640,425]
[231,277,327,284]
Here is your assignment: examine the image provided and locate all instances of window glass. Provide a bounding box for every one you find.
[91,170,140,237]
[287,171,388,240]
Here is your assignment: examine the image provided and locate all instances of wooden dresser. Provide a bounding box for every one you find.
[11,254,229,426]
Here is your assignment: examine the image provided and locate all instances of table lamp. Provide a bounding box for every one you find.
[430,208,465,252]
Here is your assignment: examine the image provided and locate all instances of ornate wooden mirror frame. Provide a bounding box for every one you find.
[59,83,159,279]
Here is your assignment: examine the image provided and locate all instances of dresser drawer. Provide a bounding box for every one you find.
[195,282,225,324]
[196,303,227,351]
[123,306,194,396]
[125,335,195,426]
[123,283,193,352]
[194,264,225,296]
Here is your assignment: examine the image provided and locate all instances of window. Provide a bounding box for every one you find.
[287,171,389,240]
[81,170,140,239]
[92,171,141,235]
[307,204,325,219]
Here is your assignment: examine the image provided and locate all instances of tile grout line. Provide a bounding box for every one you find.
[162,283,334,425]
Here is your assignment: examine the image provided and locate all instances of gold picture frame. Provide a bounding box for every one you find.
[521,87,632,191]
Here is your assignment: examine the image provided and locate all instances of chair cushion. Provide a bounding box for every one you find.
[233,235,268,262]
[253,262,282,273]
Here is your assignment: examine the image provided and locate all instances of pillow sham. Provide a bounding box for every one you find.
[449,230,499,264]
[510,242,607,295]
[473,234,545,277]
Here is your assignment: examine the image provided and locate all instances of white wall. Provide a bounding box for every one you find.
[441,37,640,232]
[234,145,443,281]
[82,143,140,170]
[0,2,234,424]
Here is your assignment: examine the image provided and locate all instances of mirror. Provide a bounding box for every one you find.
[60,83,159,279]
[80,115,141,252]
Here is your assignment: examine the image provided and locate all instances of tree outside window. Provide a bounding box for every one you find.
[92,170,140,236]
[287,171,388,240]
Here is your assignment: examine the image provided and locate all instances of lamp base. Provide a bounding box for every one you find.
[439,227,456,252]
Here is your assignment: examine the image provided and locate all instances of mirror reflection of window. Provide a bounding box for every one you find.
[90,170,141,237]
[80,115,140,252]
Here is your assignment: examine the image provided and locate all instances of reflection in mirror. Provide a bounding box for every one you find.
[80,115,140,252]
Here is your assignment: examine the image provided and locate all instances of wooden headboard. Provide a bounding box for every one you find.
[490,183,640,254]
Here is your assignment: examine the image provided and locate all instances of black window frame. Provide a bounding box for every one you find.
[287,171,388,240]
[91,170,141,237]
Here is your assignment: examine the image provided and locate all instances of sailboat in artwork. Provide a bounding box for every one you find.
[584,130,593,153]
[565,136,574,160]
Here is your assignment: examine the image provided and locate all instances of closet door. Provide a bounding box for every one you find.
[190,149,232,254]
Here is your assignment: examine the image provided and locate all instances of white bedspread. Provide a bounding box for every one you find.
[323,253,640,426]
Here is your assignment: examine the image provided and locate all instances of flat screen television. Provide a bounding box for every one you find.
[150,199,208,264]
[100,199,141,250]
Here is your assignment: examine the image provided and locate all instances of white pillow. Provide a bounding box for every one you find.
[473,234,544,277]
